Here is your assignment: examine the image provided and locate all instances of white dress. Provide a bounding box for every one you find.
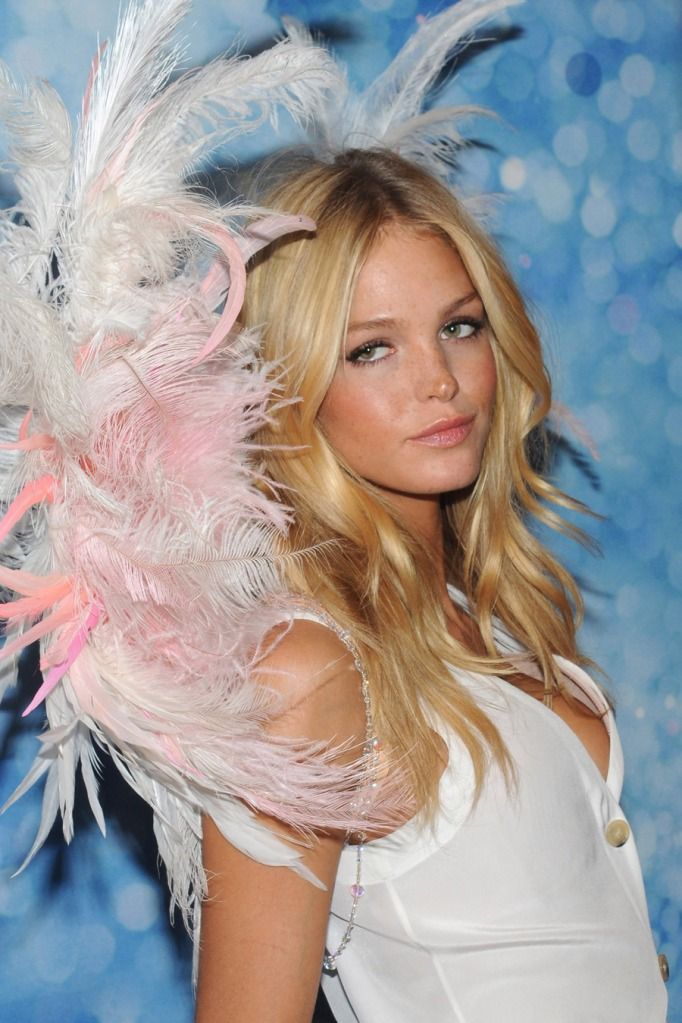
[320,615,668,1022]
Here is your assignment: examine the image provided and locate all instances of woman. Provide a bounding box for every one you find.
[195,149,668,1021]
[0,2,669,1018]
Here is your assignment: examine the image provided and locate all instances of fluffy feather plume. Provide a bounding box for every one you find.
[0,0,395,936]
[284,0,523,182]
[0,65,72,292]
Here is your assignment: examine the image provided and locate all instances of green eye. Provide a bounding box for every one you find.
[347,341,391,364]
[440,317,483,341]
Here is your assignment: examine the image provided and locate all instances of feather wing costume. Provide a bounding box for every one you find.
[1,0,562,957]
[0,0,387,932]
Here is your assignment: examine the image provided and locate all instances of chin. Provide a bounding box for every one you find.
[414,465,483,496]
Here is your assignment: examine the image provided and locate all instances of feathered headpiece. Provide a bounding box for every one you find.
[0,0,389,931]
[282,0,522,183]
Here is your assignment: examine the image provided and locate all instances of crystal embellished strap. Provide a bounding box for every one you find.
[296,608,374,749]
[289,606,378,974]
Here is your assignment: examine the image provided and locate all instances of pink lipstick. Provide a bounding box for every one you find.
[410,415,475,447]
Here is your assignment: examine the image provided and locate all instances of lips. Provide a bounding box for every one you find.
[409,415,475,446]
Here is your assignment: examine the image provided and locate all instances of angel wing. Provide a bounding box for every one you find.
[0,0,386,938]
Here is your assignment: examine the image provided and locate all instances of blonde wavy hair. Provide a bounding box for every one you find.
[244,148,589,818]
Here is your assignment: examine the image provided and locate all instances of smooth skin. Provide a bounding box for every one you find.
[196,620,367,1023]
[195,225,609,1022]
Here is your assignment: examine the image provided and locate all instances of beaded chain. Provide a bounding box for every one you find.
[307,609,380,976]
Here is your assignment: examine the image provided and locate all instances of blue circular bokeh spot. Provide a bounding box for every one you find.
[566,51,602,95]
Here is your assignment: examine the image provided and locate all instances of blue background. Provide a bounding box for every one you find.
[0,0,679,1019]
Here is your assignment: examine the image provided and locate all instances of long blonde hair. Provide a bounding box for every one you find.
[244,149,589,816]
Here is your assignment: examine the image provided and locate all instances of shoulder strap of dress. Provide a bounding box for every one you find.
[287,605,375,751]
[286,605,382,973]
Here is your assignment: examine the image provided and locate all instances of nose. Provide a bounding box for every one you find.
[415,345,459,403]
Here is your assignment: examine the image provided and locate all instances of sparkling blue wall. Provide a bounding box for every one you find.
[0,1,679,1019]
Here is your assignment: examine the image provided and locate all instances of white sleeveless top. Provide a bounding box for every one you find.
[320,615,668,1021]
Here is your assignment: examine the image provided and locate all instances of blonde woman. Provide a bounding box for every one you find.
[0,2,667,1019]
[195,149,668,1022]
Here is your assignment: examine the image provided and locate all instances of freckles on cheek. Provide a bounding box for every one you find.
[479,344,498,414]
[317,378,386,473]
[317,384,355,449]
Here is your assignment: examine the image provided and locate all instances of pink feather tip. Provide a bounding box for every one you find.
[0,475,57,544]
[22,603,102,717]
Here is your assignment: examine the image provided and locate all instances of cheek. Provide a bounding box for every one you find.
[486,353,498,406]
[318,375,387,438]
[317,375,400,478]
[317,380,357,455]
[473,343,498,416]
[317,379,350,434]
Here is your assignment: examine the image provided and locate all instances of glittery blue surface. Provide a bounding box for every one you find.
[0,1,679,1019]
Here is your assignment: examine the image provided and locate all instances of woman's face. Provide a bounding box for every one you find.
[317,223,497,526]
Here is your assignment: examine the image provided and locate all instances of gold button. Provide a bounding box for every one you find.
[658,953,670,982]
[605,818,630,847]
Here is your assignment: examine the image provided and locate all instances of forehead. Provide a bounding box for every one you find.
[350,224,477,315]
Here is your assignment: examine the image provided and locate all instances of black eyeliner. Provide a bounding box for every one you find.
[346,340,388,364]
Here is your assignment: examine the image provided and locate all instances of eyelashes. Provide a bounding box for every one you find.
[347,339,392,365]
[439,316,486,342]
[346,315,487,366]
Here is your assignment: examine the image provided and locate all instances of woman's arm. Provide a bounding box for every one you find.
[197,815,343,1023]
[195,618,368,1023]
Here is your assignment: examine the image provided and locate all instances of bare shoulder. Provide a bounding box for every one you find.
[255,617,367,753]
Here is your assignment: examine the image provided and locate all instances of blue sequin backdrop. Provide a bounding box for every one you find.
[0,1,679,1020]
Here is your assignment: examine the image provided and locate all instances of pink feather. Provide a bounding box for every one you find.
[0,567,70,595]
[0,433,55,451]
[0,475,57,543]
[191,223,246,365]
[0,579,71,619]
[23,603,101,716]
[0,595,75,664]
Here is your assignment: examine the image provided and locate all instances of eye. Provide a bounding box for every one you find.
[346,340,393,364]
[440,316,485,342]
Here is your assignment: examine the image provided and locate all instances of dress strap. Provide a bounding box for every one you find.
[288,606,379,973]
[290,606,375,759]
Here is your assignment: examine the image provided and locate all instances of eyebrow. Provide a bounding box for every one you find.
[347,290,482,334]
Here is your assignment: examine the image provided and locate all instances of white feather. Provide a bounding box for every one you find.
[284,0,524,182]
[0,64,71,291]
